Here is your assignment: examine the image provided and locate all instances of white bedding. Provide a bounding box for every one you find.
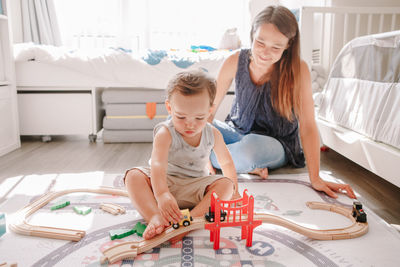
[14,43,233,88]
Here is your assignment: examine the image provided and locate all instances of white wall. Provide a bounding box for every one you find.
[8,0,22,43]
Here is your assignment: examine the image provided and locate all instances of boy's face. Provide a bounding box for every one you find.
[166,91,212,139]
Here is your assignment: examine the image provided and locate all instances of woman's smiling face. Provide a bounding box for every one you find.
[251,23,289,68]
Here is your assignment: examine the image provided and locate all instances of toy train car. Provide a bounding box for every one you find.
[205,207,227,222]
[352,201,367,223]
[171,209,193,229]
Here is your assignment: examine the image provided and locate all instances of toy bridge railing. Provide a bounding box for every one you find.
[205,189,262,249]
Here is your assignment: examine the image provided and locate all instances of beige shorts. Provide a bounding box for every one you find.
[124,166,233,209]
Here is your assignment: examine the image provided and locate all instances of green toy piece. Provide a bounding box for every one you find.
[73,206,92,215]
[109,228,136,240]
[0,213,6,237]
[108,222,147,240]
[133,222,147,237]
[50,200,70,210]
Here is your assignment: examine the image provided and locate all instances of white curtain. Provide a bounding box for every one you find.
[21,0,61,46]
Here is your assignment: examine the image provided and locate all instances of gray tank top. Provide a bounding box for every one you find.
[153,119,214,177]
[226,49,305,167]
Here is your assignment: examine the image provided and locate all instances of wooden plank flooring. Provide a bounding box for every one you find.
[1,135,399,225]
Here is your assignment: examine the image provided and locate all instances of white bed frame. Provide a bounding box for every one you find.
[299,6,400,188]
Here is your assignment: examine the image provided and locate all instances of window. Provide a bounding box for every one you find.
[54,0,250,50]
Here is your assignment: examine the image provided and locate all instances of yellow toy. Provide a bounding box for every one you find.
[171,209,193,229]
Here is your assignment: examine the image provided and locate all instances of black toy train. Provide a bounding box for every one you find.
[352,201,367,223]
[205,207,227,222]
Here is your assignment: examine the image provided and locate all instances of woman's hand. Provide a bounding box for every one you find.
[155,192,182,223]
[311,177,356,199]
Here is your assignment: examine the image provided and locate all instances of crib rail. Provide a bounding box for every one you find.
[300,6,400,74]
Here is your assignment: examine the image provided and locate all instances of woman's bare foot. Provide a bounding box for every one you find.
[249,168,269,179]
[143,214,166,240]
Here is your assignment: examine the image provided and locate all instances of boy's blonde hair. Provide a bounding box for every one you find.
[167,70,216,106]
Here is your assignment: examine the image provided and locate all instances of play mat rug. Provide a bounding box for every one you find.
[0,172,399,266]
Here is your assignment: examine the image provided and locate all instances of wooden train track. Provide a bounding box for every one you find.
[101,201,368,264]
[9,188,368,263]
[9,187,128,241]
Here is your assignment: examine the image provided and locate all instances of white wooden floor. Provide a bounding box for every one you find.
[1,135,399,225]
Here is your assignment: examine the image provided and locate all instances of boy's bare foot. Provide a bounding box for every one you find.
[143,214,166,240]
[249,168,269,179]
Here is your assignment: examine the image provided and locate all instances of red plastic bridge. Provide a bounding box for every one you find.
[205,189,262,249]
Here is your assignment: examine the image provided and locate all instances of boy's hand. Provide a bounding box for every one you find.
[156,192,182,223]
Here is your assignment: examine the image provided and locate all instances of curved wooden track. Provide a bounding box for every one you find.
[9,187,128,241]
[254,201,368,240]
[101,201,368,264]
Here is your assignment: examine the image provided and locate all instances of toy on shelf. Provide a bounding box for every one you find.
[100,203,126,215]
[50,200,70,211]
[0,213,6,237]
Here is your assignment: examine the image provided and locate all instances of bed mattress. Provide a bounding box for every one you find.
[14,43,231,88]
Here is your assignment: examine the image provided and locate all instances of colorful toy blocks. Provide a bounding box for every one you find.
[50,200,70,210]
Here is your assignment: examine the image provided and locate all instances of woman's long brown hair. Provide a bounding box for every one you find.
[250,6,301,121]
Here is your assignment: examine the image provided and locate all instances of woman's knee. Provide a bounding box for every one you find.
[227,134,286,171]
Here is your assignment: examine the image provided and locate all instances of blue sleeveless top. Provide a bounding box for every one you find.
[226,49,305,168]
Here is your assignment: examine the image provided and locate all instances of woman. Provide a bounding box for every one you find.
[209,6,355,199]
